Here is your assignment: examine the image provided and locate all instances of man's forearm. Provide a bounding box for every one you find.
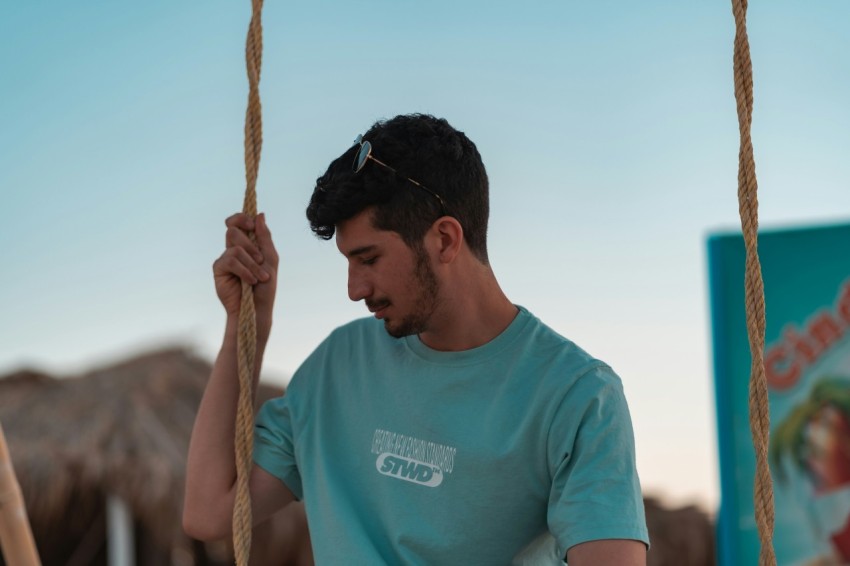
[184,315,268,538]
[567,539,647,566]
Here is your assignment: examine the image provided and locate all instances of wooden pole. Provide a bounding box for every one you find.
[106,495,134,566]
[0,421,41,566]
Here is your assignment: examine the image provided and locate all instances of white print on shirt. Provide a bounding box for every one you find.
[371,429,457,488]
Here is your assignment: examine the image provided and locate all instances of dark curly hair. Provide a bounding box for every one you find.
[306,114,490,263]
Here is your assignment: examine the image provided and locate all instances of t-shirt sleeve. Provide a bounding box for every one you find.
[547,365,650,554]
[254,394,303,500]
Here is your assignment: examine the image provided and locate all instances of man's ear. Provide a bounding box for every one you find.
[430,216,464,264]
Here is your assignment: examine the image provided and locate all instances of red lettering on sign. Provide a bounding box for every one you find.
[765,346,800,391]
[765,279,849,393]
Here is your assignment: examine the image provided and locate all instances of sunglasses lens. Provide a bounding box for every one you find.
[354,140,371,173]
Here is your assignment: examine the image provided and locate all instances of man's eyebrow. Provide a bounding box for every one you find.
[343,245,378,258]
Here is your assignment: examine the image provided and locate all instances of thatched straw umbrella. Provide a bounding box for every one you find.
[0,348,304,566]
[644,496,716,566]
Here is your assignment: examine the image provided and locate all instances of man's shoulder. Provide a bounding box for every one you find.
[288,316,386,389]
[520,308,608,365]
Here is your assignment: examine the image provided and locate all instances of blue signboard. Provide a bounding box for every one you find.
[708,222,850,566]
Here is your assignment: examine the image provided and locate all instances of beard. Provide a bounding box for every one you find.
[383,244,440,339]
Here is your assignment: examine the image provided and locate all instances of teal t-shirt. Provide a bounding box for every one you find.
[254,306,649,564]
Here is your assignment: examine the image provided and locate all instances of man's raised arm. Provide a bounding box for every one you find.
[183,213,295,540]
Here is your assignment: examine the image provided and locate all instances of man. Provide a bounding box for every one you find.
[184,114,649,564]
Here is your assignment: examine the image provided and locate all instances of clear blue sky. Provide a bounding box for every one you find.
[2,1,849,509]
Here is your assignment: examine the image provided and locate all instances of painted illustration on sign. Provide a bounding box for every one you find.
[772,377,850,563]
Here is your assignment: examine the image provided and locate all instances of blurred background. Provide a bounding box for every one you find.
[1,1,848,564]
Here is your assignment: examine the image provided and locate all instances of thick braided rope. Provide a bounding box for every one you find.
[730,1,775,564]
[233,0,264,564]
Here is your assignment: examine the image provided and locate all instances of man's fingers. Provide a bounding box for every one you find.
[223,211,276,269]
[255,213,279,267]
[225,225,264,263]
[214,248,270,285]
[225,213,255,232]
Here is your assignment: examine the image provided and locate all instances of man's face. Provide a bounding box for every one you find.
[336,209,439,338]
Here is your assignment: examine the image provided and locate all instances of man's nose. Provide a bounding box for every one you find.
[348,268,371,302]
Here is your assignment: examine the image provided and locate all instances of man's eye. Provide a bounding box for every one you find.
[362,257,378,266]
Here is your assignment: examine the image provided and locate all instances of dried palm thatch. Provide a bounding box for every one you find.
[0,347,286,565]
[644,496,716,566]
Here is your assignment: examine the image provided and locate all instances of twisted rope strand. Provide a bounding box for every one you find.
[730,1,775,564]
[233,0,264,564]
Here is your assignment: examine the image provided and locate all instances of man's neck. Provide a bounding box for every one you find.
[417,266,518,352]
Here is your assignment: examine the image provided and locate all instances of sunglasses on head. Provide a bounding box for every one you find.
[353,134,448,215]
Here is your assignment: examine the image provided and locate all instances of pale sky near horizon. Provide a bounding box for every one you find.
[2,1,849,511]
